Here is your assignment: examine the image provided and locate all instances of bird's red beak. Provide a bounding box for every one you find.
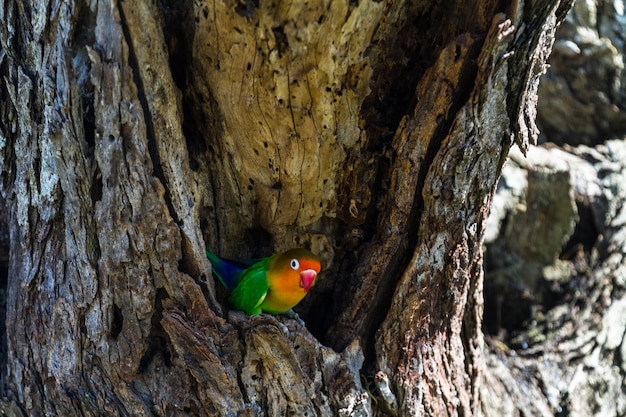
[299,269,317,292]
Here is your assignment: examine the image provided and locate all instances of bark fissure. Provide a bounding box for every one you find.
[0,0,576,415]
[117,1,175,224]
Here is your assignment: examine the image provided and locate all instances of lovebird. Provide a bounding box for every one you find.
[206,248,322,315]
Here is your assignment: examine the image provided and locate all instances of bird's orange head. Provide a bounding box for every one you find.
[269,248,321,293]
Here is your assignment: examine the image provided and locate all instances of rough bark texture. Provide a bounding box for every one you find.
[479,1,626,415]
[0,0,571,416]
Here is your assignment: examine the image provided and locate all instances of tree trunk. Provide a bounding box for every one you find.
[479,1,626,415]
[0,0,571,416]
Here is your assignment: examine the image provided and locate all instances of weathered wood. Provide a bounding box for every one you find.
[0,0,573,415]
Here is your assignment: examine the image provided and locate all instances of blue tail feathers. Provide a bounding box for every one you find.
[206,250,258,291]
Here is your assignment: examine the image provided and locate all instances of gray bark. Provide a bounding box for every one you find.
[537,0,626,145]
[480,1,626,415]
[0,0,572,416]
[482,141,626,417]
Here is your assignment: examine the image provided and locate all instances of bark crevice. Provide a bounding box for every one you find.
[0,0,577,415]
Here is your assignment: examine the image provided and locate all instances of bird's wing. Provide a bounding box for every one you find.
[208,250,268,291]
[228,261,270,315]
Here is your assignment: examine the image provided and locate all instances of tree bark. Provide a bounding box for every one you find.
[479,0,626,414]
[0,0,571,416]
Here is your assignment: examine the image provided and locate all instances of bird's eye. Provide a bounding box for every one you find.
[290,259,299,270]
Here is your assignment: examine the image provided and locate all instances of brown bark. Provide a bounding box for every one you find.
[0,0,571,416]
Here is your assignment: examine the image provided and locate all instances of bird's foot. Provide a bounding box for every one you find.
[282,309,305,326]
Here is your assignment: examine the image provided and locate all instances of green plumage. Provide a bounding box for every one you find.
[207,249,272,315]
[207,248,321,315]
[227,260,270,315]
